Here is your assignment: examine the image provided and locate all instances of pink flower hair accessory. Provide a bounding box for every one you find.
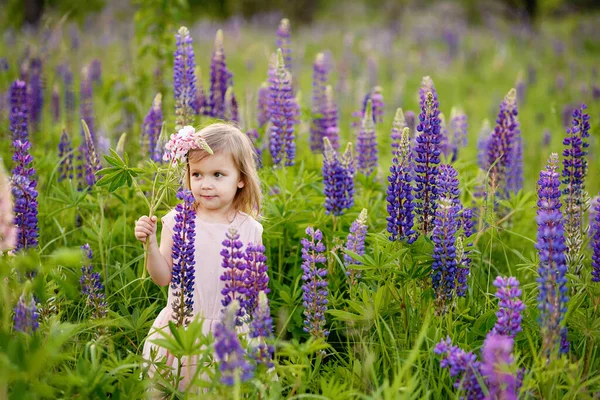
[163,125,213,164]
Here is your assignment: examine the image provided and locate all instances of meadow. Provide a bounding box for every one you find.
[1,1,600,398]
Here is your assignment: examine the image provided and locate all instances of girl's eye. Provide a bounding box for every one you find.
[192,172,201,178]
[214,172,223,178]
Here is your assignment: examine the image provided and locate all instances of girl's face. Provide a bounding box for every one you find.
[188,151,244,217]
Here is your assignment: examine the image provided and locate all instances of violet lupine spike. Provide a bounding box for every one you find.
[51,84,60,123]
[257,82,270,128]
[276,18,292,72]
[356,99,378,176]
[142,93,164,162]
[13,293,39,334]
[58,129,74,181]
[592,194,600,282]
[10,80,28,142]
[224,86,239,124]
[301,226,329,339]
[11,141,39,252]
[81,120,102,188]
[438,113,450,158]
[367,86,384,124]
[80,66,96,145]
[220,227,247,324]
[449,107,468,163]
[0,162,16,252]
[323,138,354,216]
[243,242,270,318]
[174,26,198,130]
[561,104,591,276]
[344,209,368,286]
[391,108,407,155]
[486,89,520,199]
[194,66,208,116]
[543,129,552,147]
[434,337,484,399]
[80,243,108,319]
[457,207,475,295]
[89,59,102,85]
[322,85,340,151]
[249,291,275,369]
[477,119,492,171]
[414,91,442,236]
[209,29,232,119]
[491,276,525,338]
[170,189,197,327]
[386,127,416,243]
[536,153,569,357]
[310,53,329,153]
[28,58,43,130]
[215,300,255,385]
[481,334,519,400]
[506,133,524,195]
[268,49,296,167]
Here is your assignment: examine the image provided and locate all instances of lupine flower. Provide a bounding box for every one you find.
[80,243,108,319]
[322,85,340,151]
[591,193,600,282]
[561,104,574,128]
[174,26,198,130]
[481,334,518,400]
[405,110,416,137]
[486,89,521,198]
[243,243,269,317]
[543,129,552,147]
[58,129,74,181]
[477,119,492,171]
[257,83,270,128]
[249,291,275,369]
[344,209,368,286]
[89,59,102,85]
[323,138,355,216]
[0,162,16,252]
[438,113,450,158]
[310,53,329,153]
[491,276,525,338]
[506,132,523,195]
[194,66,208,116]
[224,86,239,123]
[276,18,292,72]
[301,227,329,339]
[419,76,437,110]
[28,58,43,129]
[356,99,378,175]
[220,228,247,324]
[387,127,416,243]
[268,49,295,167]
[209,29,233,119]
[142,93,164,162]
[414,91,442,236]
[353,86,384,127]
[80,66,96,145]
[13,293,39,334]
[561,104,590,275]
[170,189,196,327]
[10,80,28,142]
[536,153,569,357]
[434,337,484,399]
[51,84,60,123]
[11,141,39,252]
[81,120,102,188]
[449,107,468,162]
[215,300,255,385]
[391,108,407,155]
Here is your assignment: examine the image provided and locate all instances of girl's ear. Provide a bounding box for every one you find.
[237,179,245,189]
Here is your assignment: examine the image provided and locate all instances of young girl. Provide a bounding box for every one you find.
[134,123,263,389]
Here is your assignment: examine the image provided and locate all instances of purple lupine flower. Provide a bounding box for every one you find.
[438,113,450,158]
[215,300,255,385]
[80,66,95,145]
[449,107,468,163]
[491,276,525,338]
[591,193,600,282]
[13,293,39,334]
[81,121,102,188]
[58,129,74,181]
[387,127,416,243]
[419,76,437,110]
[194,66,208,116]
[268,49,295,167]
[142,93,164,162]
[356,99,378,175]
[322,85,340,151]
[0,162,16,252]
[437,164,460,209]
[486,89,520,199]
[11,141,39,252]
[276,18,292,72]
[506,132,523,195]
[456,207,475,296]
[174,26,198,130]
[536,153,569,357]
[561,104,590,275]
[220,227,247,324]
[170,189,196,327]
[28,58,43,130]
[391,108,407,155]
[79,243,107,319]
[51,84,60,123]
[64,67,75,127]
[257,82,270,128]
[323,138,354,216]
[225,86,239,123]
[543,129,552,147]
[369,86,384,124]
[89,59,102,85]
[243,243,269,317]
[477,119,492,171]
[246,128,263,169]
[344,209,368,286]
[481,334,518,400]
[301,227,329,339]
[434,337,484,399]
[249,291,275,369]
[10,80,28,142]
[561,104,574,128]
[209,29,232,119]
[310,53,329,153]
[414,91,442,236]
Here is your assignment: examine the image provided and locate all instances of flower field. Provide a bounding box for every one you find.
[1,2,600,398]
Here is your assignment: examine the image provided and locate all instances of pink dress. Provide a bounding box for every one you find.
[142,209,263,390]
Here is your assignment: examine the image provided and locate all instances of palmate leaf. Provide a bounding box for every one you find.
[95,149,145,192]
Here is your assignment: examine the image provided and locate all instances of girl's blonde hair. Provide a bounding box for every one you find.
[183,122,261,218]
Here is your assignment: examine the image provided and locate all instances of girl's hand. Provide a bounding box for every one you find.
[134,215,158,244]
